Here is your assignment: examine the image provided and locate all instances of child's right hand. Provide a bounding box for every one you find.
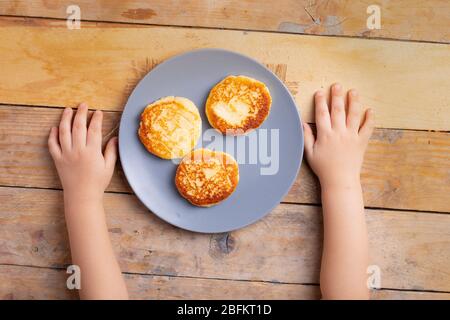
[303,83,374,188]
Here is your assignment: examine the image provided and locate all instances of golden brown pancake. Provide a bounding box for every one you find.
[205,75,272,135]
[138,96,201,159]
[175,149,239,207]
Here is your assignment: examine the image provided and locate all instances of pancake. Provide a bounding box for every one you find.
[175,149,239,207]
[138,96,201,159]
[205,75,272,135]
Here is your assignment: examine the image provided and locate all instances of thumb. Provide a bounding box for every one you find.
[359,108,375,143]
[303,122,315,161]
[104,136,118,171]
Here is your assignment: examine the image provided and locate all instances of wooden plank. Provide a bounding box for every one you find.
[0,106,132,193]
[1,105,449,213]
[370,289,450,300]
[288,127,450,212]
[0,1,449,43]
[3,265,448,300]
[0,265,318,300]
[0,17,449,131]
[1,187,449,292]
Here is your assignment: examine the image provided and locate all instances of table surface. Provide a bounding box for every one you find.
[0,0,449,300]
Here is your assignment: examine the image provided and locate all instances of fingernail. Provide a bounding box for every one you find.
[316,90,323,97]
[350,89,358,97]
[64,107,71,113]
[334,83,341,91]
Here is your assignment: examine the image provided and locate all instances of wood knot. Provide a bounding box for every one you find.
[209,233,236,258]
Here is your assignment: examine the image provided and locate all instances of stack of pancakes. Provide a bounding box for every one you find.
[138,75,272,207]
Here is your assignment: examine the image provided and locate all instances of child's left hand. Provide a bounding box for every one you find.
[48,103,118,201]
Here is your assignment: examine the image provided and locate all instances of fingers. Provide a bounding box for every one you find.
[48,127,61,159]
[330,83,346,130]
[59,107,73,153]
[347,89,361,131]
[87,110,103,149]
[314,90,331,135]
[359,108,375,142]
[303,122,315,161]
[104,137,118,171]
[72,103,89,148]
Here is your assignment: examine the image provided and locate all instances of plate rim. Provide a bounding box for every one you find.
[118,48,304,233]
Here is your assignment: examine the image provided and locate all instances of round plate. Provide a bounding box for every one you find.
[119,48,303,233]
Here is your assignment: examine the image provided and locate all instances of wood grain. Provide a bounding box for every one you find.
[0,0,449,43]
[1,187,449,292]
[1,105,449,212]
[3,264,448,300]
[0,265,319,300]
[0,105,131,193]
[0,17,449,131]
[0,7,448,302]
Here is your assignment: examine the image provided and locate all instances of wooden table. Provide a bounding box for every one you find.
[0,1,449,300]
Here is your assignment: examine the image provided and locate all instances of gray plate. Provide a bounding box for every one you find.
[119,48,303,233]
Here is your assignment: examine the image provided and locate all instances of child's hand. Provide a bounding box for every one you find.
[307,84,373,299]
[49,104,127,299]
[48,103,118,200]
[303,83,374,188]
